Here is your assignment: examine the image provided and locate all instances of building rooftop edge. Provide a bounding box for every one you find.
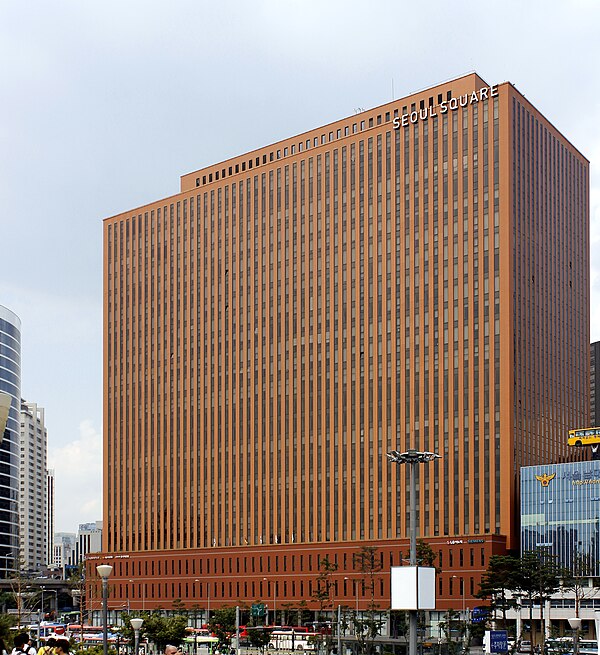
[0,305,21,329]
[103,71,588,222]
[178,71,490,183]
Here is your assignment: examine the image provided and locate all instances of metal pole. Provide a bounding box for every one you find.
[337,605,341,655]
[409,460,417,655]
[235,605,240,655]
[102,578,109,655]
[134,628,140,655]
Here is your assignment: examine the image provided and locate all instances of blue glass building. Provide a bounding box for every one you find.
[0,305,21,577]
[521,461,600,575]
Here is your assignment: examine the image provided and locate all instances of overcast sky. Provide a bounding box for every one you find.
[1,0,599,533]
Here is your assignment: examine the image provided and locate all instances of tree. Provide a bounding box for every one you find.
[439,609,470,655]
[68,562,87,645]
[514,551,563,654]
[246,627,272,653]
[0,613,18,649]
[477,554,521,630]
[208,607,238,652]
[352,546,384,655]
[311,556,338,655]
[121,612,188,651]
[416,539,440,570]
[560,550,600,617]
[8,556,34,628]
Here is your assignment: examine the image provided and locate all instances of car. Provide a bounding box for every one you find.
[518,641,532,653]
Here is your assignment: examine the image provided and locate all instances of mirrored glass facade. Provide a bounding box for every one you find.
[521,462,600,576]
[0,305,21,577]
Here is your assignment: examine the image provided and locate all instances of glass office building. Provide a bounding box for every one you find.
[0,305,21,577]
[521,461,600,575]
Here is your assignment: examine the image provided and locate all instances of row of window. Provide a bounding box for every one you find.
[192,91,455,189]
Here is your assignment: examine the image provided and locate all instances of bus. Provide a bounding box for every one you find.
[568,427,600,447]
[184,629,218,652]
[37,623,67,640]
[547,638,597,655]
[66,625,120,645]
[268,629,319,651]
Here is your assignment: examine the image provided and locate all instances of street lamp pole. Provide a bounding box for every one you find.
[130,617,144,655]
[196,579,211,625]
[263,578,276,625]
[451,576,466,613]
[97,564,113,655]
[568,618,582,655]
[387,449,441,655]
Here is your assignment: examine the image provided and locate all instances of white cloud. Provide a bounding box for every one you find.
[48,419,102,533]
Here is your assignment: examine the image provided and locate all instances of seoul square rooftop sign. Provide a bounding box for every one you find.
[393,85,499,129]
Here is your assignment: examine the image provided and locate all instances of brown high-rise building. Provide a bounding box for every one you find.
[95,73,589,620]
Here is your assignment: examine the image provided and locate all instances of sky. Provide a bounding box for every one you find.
[1,0,599,533]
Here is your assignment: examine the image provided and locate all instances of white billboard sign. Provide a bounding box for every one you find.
[390,566,436,610]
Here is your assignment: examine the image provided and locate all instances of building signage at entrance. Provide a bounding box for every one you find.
[393,85,499,129]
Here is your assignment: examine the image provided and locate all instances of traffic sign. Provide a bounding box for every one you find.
[489,630,508,653]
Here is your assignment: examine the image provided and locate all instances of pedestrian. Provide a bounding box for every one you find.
[37,638,56,655]
[11,634,36,655]
[164,647,180,655]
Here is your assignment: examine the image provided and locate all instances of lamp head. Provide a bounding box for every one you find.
[130,618,144,630]
[96,564,113,579]
[387,449,441,464]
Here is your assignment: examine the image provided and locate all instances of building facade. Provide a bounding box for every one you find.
[53,532,76,571]
[47,468,55,568]
[19,400,48,572]
[70,521,102,569]
[521,461,600,576]
[96,73,589,614]
[0,306,21,578]
[591,341,600,427]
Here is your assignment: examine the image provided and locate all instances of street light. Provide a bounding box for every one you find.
[451,576,466,613]
[387,449,441,655]
[195,579,210,624]
[130,617,144,655]
[568,617,582,655]
[344,577,359,615]
[97,564,113,655]
[263,578,276,625]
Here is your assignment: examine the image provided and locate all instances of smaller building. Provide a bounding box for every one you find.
[19,400,48,573]
[70,521,102,567]
[53,532,76,571]
[46,469,55,567]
